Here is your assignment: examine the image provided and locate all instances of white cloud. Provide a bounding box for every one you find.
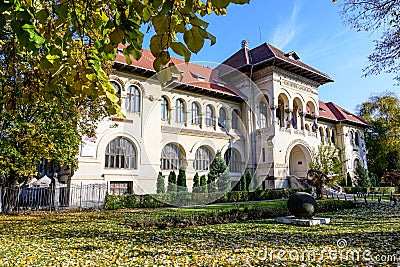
[271,2,301,50]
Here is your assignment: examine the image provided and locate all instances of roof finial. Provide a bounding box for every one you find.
[241,39,249,49]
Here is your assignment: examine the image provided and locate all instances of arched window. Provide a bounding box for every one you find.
[191,102,200,124]
[325,128,330,143]
[224,148,241,172]
[355,132,360,146]
[126,85,140,112]
[176,99,185,122]
[111,81,121,95]
[206,105,215,127]
[105,137,137,169]
[349,131,354,145]
[331,129,336,144]
[161,143,185,170]
[259,101,268,128]
[218,108,227,128]
[232,109,240,130]
[195,146,213,171]
[161,96,169,121]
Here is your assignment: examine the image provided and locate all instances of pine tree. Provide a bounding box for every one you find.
[156,171,165,193]
[369,172,380,187]
[208,150,229,192]
[245,170,252,191]
[177,166,187,192]
[240,174,247,191]
[200,174,207,193]
[207,174,218,193]
[167,171,177,193]
[346,173,353,187]
[355,162,369,187]
[193,172,200,193]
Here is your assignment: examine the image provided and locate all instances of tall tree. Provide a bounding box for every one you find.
[337,0,400,83]
[245,170,252,191]
[355,162,370,187]
[207,151,229,192]
[192,172,200,193]
[200,174,207,193]
[0,0,249,186]
[308,145,344,199]
[156,172,165,193]
[240,174,247,191]
[0,36,107,187]
[357,92,400,178]
[167,171,177,193]
[177,166,187,192]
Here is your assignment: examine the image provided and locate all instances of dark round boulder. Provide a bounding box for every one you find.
[287,192,317,218]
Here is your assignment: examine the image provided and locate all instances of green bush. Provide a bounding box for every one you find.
[317,199,361,212]
[118,199,360,230]
[104,188,313,210]
[343,186,396,194]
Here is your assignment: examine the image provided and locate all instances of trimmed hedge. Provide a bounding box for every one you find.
[343,186,396,194]
[117,200,361,230]
[104,188,312,210]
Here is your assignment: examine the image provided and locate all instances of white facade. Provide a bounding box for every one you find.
[71,43,368,194]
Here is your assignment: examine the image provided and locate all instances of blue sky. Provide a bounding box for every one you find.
[144,0,399,113]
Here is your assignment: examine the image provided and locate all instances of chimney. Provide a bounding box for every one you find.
[241,39,249,49]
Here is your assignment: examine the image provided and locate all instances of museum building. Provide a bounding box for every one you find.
[71,41,369,194]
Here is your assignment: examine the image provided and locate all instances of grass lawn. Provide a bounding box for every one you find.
[0,202,399,266]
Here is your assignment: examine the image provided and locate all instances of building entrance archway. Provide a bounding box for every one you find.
[289,144,311,179]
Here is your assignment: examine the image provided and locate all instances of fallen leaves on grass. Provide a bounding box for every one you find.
[0,204,398,266]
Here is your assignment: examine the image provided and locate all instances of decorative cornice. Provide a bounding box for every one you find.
[274,67,320,89]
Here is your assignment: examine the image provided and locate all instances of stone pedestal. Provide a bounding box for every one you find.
[276,216,331,226]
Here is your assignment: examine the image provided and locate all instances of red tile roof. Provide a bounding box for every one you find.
[221,43,333,85]
[318,100,369,127]
[113,44,366,127]
[114,44,239,97]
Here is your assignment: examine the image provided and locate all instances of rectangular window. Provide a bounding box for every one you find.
[110,182,132,195]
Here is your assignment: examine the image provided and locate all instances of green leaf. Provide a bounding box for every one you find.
[39,56,53,69]
[168,62,183,80]
[170,42,191,62]
[153,56,163,72]
[152,0,163,9]
[183,27,204,53]
[109,27,124,44]
[150,34,169,56]
[142,6,153,22]
[46,54,60,64]
[152,14,169,34]
[36,9,49,23]
[123,49,132,65]
[126,45,142,60]
[157,68,173,84]
[190,17,209,28]
[206,31,216,46]
[159,51,170,65]
[55,3,68,19]
[176,23,186,33]
[211,0,231,9]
